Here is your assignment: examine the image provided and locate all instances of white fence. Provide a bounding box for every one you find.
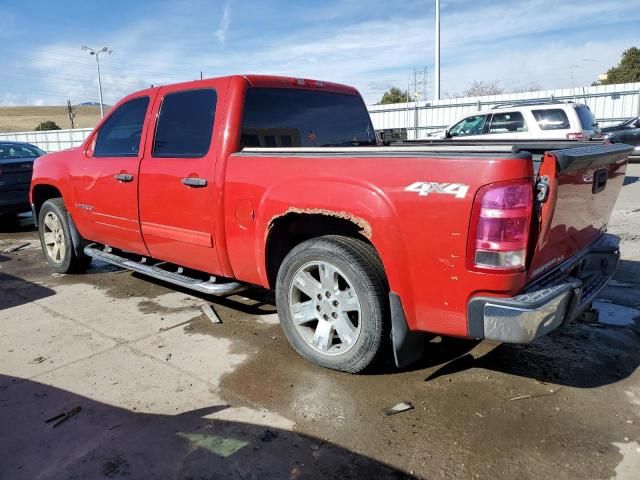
[0,128,92,152]
[368,82,640,140]
[1,82,639,149]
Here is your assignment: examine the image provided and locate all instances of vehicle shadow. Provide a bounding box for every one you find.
[0,374,411,480]
[0,212,36,233]
[130,272,277,316]
[112,256,639,389]
[423,314,640,388]
[0,272,55,311]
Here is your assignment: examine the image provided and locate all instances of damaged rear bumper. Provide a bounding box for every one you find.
[467,234,620,343]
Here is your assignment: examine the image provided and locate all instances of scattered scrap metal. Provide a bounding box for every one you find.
[202,303,222,324]
[383,401,414,416]
[45,406,82,428]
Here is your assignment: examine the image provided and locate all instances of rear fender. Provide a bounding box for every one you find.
[254,177,417,329]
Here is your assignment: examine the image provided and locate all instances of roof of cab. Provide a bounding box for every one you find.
[121,74,359,102]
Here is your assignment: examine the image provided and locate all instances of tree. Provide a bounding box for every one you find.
[594,47,640,85]
[35,121,61,131]
[511,83,543,93]
[462,80,504,97]
[377,87,414,105]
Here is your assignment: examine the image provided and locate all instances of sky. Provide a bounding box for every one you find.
[1,0,639,107]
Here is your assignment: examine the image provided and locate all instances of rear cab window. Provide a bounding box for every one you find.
[241,88,375,148]
[575,105,597,131]
[531,109,570,131]
[0,144,44,159]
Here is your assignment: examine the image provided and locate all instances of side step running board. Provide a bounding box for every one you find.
[84,244,246,296]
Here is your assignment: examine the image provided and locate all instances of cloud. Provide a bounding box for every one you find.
[214,1,231,45]
[2,0,639,106]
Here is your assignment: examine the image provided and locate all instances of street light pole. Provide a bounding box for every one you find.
[434,0,441,101]
[81,46,112,118]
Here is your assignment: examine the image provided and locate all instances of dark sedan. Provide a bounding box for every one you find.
[0,141,46,218]
[601,116,640,160]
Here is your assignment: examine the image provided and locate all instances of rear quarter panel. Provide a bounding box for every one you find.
[224,152,534,337]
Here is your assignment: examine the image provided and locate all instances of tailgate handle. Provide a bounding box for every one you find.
[181,177,208,188]
[113,173,134,182]
[592,169,608,194]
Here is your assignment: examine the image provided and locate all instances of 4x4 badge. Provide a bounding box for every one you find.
[405,182,469,198]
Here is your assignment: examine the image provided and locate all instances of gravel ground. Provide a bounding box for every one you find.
[1,164,639,480]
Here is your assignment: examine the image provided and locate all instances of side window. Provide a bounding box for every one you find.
[153,89,217,158]
[488,112,528,134]
[531,109,570,130]
[94,97,149,157]
[449,115,488,137]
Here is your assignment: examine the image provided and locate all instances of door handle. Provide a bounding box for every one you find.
[113,173,134,182]
[181,177,208,188]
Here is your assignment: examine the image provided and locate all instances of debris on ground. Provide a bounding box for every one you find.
[30,356,47,364]
[383,401,414,416]
[45,406,82,428]
[2,242,31,253]
[202,303,222,324]
[165,353,172,361]
[509,388,561,401]
[261,429,279,442]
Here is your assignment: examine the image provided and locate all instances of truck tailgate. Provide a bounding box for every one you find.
[528,143,633,280]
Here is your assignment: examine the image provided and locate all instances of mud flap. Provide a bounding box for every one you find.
[67,213,89,258]
[390,293,425,368]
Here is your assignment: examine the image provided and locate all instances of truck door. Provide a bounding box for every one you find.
[138,80,227,274]
[70,95,153,254]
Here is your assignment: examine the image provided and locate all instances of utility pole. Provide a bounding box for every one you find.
[81,46,112,118]
[569,64,578,101]
[434,0,441,101]
[67,99,75,129]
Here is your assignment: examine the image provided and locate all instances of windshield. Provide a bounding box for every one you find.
[449,115,488,137]
[619,117,639,128]
[0,143,45,159]
[241,88,376,148]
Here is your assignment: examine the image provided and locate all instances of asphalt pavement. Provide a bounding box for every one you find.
[1,165,639,479]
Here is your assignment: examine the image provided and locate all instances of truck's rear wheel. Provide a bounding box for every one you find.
[276,235,388,373]
[38,198,91,273]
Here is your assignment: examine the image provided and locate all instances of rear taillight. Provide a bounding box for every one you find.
[467,179,533,272]
[566,132,584,139]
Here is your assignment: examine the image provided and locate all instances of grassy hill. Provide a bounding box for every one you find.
[0,105,105,133]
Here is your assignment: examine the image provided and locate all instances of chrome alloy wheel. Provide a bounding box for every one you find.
[288,261,362,355]
[42,211,66,264]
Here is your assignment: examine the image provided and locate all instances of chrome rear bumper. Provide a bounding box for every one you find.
[467,234,620,343]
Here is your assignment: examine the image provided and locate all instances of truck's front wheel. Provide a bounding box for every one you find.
[38,198,91,273]
[276,235,388,373]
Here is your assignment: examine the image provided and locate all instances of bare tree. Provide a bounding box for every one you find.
[511,83,544,93]
[462,80,504,97]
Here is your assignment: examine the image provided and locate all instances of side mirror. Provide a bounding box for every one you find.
[444,129,452,139]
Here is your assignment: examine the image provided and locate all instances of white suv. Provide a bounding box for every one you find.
[442,102,599,140]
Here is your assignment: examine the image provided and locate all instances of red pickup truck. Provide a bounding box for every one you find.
[30,75,633,373]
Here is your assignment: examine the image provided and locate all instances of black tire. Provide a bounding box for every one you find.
[38,198,91,273]
[276,235,389,373]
